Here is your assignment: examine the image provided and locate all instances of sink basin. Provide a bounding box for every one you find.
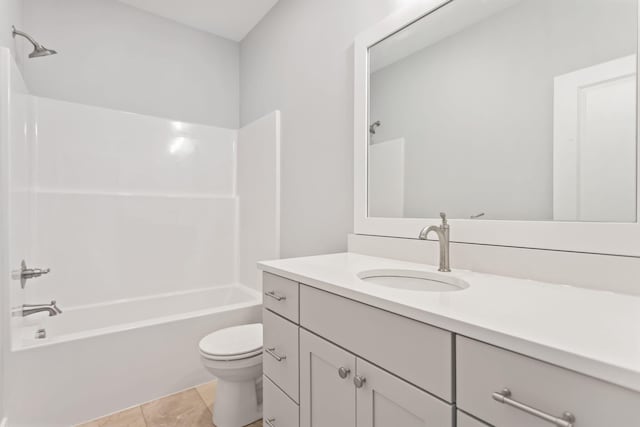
[357,269,469,292]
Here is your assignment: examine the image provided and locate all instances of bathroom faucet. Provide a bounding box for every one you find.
[418,212,451,272]
[13,300,62,317]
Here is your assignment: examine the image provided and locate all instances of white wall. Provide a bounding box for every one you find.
[0,0,23,71]
[237,112,281,289]
[370,0,637,220]
[22,0,240,128]
[240,0,419,258]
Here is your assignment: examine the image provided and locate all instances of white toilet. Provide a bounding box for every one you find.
[199,323,263,427]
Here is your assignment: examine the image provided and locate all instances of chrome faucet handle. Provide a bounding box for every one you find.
[16,260,51,288]
[440,212,448,226]
[51,300,62,314]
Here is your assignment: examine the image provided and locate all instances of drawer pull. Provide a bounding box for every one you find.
[492,388,575,427]
[338,367,351,379]
[354,375,366,388]
[264,291,287,301]
[265,347,287,362]
[265,418,276,427]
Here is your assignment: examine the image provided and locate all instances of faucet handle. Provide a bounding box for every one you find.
[440,212,448,225]
[51,300,62,314]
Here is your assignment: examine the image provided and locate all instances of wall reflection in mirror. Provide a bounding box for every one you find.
[368,0,638,222]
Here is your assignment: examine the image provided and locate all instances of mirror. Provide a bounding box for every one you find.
[368,0,638,222]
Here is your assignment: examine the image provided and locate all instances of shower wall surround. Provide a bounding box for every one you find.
[1,45,280,341]
[29,98,239,307]
[0,47,32,425]
[1,47,280,425]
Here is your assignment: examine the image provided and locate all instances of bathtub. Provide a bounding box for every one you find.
[7,285,262,427]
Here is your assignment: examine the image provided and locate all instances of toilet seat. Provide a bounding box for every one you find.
[199,323,263,361]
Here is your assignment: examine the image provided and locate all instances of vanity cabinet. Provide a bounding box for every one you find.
[263,376,300,427]
[300,329,453,427]
[457,336,640,427]
[300,284,453,401]
[262,271,640,427]
[263,309,299,402]
[262,276,301,427]
[456,412,489,427]
[299,329,356,427]
[355,358,453,427]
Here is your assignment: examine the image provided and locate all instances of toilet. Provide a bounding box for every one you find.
[199,323,263,427]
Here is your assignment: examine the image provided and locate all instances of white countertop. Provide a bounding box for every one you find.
[258,252,640,393]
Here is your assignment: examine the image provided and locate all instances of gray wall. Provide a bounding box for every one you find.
[370,0,637,220]
[240,0,407,257]
[0,0,23,69]
[22,0,240,128]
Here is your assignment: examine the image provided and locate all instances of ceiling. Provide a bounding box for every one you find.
[117,0,280,41]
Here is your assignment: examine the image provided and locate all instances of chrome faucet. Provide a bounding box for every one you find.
[418,212,451,272]
[13,300,62,317]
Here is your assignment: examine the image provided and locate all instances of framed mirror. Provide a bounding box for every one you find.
[354,0,640,256]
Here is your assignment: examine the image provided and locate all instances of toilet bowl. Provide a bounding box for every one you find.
[199,323,263,427]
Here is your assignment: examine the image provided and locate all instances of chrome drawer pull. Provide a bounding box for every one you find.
[265,418,276,427]
[492,388,575,427]
[264,291,286,301]
[265,347,287,362]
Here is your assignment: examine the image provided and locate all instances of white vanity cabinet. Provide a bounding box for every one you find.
[262,270,640,427]
[299,329,356,427]
[299,329,453,427]
[457,336,640,427]
[262,274,301,427]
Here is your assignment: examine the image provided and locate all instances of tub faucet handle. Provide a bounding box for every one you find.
[50,300,62,315]
[15,260,51,288]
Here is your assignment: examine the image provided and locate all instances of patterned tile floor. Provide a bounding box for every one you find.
[76,381,262,427]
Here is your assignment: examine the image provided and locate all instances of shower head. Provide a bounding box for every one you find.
[12,26,58,59]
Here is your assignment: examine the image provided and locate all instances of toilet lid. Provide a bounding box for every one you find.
[199,323,263,358]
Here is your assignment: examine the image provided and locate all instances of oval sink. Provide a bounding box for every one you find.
[357,269,469,292]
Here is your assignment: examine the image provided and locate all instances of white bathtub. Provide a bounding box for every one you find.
[7,285,262,427]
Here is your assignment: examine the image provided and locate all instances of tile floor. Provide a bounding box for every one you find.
[77,381,262,427]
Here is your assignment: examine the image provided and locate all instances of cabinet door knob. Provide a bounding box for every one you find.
[265,418,276,427]
[338,367,351,379]
[353,375,366,388]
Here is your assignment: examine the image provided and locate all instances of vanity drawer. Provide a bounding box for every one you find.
[457,411,490,427]
[263,272,299,323]
[263,308,299,403]
[263,375,299,427]
[300,285,453,401]
[457,336,640,427]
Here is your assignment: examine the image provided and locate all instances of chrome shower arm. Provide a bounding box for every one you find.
[12,26,41,49]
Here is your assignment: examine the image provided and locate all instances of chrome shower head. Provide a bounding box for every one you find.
[12,26,58,59]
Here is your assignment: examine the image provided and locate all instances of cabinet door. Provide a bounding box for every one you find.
[300,329,356,427]
[356,359,453,427]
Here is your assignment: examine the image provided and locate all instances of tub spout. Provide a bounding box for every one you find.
[14,300,62,317]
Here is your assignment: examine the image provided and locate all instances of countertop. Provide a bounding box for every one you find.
[258,252,640,393]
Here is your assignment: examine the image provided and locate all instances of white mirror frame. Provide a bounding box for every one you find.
[354,0,640,256]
